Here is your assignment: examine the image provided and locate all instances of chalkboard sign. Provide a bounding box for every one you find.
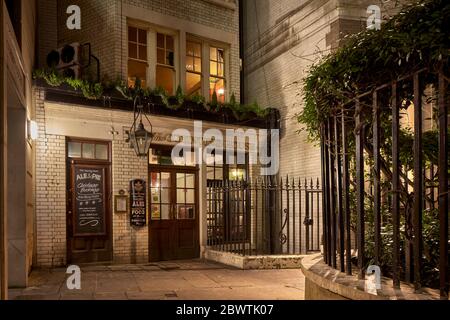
[130,179,147,227]
[74,167,106,236]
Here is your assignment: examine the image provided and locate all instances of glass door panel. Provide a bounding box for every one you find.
[150,171,172,220]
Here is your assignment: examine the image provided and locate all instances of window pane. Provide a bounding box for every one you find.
[186,189,195,203]
[82,143,95,159]
[157,49,165,64]
[177,174,185,188]
[128,60,147,88]
[186,57,194,71]
[166,51,174,66]
[166,35,174,51]
[177,189,186,204]
[186,42,194,56]
[68,142,81,158]
[151,188,160,203]
[156,65,175,95]
[186,72,201,97]
[95,144,108,160]
[128,43,137,59]
[138,29,147,44]
[193,43,201,57]
[210,61,217,76]
[218,62,224,77]
[194,58,202,72]
[210,77,225,103]
[161,188,170,203]
[186,174,195,188]
[157,33,165,48]
[218,49,224,62]
[128,27,137,42]
[138,45,147,61]
[178,205,194,220]
[161,172,171,188]
[151,205,161,220]
[210,47,217,61]
[161,204,170,220]
[150,172,160,187]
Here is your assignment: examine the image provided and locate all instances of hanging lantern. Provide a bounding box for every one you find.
[129,96,154,157]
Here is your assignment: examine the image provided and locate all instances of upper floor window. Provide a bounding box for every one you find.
[128,26,148,88]
[156,33,175,94]
[186,41,202,97]
[209,47,226,103]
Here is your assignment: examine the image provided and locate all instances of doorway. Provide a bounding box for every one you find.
[148,165,199,262]
[66,139,112,264]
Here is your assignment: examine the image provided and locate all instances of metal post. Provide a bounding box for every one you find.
[438,71,448,299]
[413,72,423,291]
[355,99,366,279]
[391,82,401,289]
[334,115,345,272]
[373,90,382,266]
[342,109,352,275]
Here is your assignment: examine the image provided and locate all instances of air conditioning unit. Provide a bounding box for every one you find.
[46,43,82,78]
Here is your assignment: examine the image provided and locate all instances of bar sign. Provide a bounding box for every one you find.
[130,179,147,227]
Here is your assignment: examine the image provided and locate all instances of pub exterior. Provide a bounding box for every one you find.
[33,0,269,267]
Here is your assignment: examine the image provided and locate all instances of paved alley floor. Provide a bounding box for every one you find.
[9,259,305,300]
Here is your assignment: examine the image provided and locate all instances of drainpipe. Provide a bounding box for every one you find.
[266,108,281,254]
[238,0,245,104]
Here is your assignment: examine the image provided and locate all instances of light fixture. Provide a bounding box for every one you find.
[128,95,154,157]
[218,88,225,96]
[28,120,39,140]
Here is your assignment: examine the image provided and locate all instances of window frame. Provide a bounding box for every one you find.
[127,20,180,94]
[127,25,149,88]
[185,39,203,97]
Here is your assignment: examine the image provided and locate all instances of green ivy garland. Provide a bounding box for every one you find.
[33,69,270,121]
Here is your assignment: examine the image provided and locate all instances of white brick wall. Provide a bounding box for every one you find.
[112,138,149,264]
[35,89,67,267]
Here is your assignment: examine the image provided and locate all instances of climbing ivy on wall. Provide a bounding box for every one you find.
[298,0,450,139]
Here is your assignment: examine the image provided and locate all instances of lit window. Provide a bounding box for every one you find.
[156,33,175,94]
[186,41,202,97]
[209,47,226,103]
[128,26,148,88]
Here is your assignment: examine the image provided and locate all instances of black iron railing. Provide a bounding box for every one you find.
[207,178,322,256]
[321,68,449,299]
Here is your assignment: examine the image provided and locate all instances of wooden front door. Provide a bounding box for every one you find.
[66,139,112,264]
[149,167,199,262]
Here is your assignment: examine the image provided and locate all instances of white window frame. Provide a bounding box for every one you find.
[185,35,230,102]
[127,20,180,94]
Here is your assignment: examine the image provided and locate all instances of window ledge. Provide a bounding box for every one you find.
[202,0,237,10]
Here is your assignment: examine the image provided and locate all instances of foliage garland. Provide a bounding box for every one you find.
[33,69,270,121]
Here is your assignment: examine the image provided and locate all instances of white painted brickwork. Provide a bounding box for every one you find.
[35,89,67,267]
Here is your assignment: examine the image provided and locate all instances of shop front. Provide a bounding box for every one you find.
[34,89,266,267]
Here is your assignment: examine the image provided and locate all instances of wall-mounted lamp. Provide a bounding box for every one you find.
[28,120,39,140]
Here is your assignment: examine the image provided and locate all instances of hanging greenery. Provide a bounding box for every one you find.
[298,0,450,139]
[34,69,271,121]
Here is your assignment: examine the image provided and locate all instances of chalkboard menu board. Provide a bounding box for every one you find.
[130,179,147,227]
[74,167,106,236]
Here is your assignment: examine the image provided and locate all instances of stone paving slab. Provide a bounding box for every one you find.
[9,259,305,300]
